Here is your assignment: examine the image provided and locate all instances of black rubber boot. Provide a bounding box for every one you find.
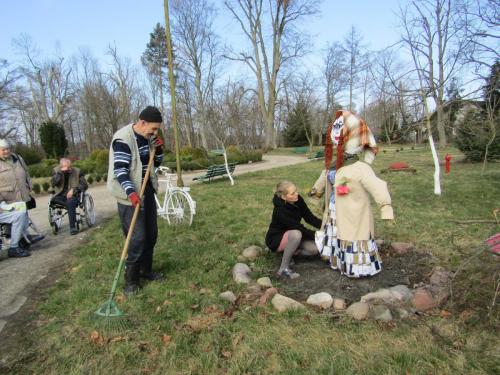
[123,263,141,296]
[140,257,164,281]
[8,246,31,258]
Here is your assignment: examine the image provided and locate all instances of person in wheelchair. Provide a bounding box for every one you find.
[50,158,88,235]
[0,138,44,256]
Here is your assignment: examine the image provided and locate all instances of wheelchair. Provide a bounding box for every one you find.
[0,215,43,252]
[48,191,96,235]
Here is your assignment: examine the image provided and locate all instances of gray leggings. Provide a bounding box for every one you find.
[279,229,318,272]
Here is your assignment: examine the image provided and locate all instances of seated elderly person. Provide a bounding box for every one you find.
[0,138,38,257]
[51,158,88,235]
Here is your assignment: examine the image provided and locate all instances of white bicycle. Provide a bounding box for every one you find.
[155,166,196,225]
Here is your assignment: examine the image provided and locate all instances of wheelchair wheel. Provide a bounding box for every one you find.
[48,206,61,235]
[83,193,96,227]
[165,190,194,226]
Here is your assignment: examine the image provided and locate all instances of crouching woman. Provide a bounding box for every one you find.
[265,181,321,279]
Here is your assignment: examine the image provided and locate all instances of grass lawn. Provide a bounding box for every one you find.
[1,145,499,374]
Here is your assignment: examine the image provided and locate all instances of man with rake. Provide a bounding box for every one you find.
[107,106,165,296]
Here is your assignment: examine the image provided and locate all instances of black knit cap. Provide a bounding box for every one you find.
[139,106,163,123]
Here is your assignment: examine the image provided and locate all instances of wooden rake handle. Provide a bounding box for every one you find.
[118,147,157,263]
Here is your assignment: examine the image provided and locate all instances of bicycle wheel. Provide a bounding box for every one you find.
[83,193,96,227]
[165,190,194,226]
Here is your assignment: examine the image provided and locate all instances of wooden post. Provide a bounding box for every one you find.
[163,0,184,187]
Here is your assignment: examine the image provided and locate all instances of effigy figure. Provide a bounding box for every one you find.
[314,110,394,278]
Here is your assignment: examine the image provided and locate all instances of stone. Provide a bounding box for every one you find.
[259,287,278,305]
[389,285,413,303]
[361,288,395,304]
[242,245,262,261]
[306,292,333,309]
[396,308,410,319]
[245,284,262,295]
[346,302,370,320]
[271,294,305,312]
[390,242,414,256]
[219,291,237,304]
[237,255,247,262]
[333,298,347,311]
[429,267,453,288]
[412,288,439,312]
[232,263,252,284]
[257,277,273,288]
[371,304,393,322]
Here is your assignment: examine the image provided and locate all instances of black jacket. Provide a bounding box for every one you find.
[265,194,322,251]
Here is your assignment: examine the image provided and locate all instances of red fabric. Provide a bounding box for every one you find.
[389,162,410,170]
[324,123,333,170]
[486,233,500,247]
[128,192,140,208]
[445,154,452,174]
[336,129,344,170]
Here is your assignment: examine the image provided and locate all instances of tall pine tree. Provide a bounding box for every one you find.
[284,101,313,147]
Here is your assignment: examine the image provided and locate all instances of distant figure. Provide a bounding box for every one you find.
[265,181,322,279]
[51,158,88,235]
[107,106,165,296]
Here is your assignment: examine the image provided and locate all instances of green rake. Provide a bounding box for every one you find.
[94,148,156,324]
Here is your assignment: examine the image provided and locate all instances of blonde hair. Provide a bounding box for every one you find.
[274,181,296,197]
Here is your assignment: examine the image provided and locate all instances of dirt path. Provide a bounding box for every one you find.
[0,154,308,335]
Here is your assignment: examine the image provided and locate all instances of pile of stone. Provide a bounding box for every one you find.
[221,244,453,322]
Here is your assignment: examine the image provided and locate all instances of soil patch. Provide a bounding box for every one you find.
[273,249,435,303]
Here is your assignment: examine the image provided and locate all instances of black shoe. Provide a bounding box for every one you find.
[27,234,45,244]
[124,264,141,296]
[140,271,164,281]
[19,238,31,251]
[8,247,31,258]
[140,257,164,281]
[70,227,78,235]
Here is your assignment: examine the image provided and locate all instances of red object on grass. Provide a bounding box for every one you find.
[486,233,500,255]
[445,154,452,174]
[389,162,410,170]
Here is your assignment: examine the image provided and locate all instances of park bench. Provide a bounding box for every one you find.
[309,150,325,159]
[293,146,308,154]
[192,162,237,182]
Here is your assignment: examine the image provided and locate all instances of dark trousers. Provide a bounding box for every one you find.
[118,184,158,266]
[52,194,80,228]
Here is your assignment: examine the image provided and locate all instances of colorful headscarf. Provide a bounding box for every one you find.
[326,110,377,170]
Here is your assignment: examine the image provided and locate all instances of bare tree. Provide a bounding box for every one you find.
[171,0,219,151]
[12,34,74,125]
[341,26,368,111]
[399,0,470,148]
[323,42,347,117]
[224,0,318,151]
[0,59,21,140]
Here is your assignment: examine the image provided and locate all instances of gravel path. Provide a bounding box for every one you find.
[0,154,309,334]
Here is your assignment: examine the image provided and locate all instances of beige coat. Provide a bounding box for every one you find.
[335,161,393,241]
[0,154,32,203]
